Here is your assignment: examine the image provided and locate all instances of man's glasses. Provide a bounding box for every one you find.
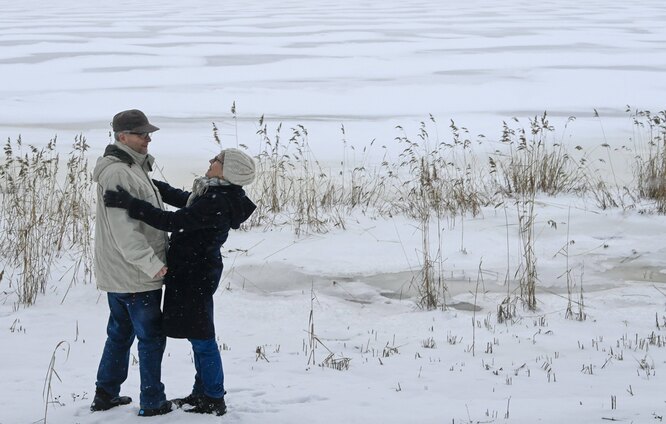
[124,131,151,139]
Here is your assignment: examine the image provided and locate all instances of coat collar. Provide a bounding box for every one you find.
[103,142,154,171]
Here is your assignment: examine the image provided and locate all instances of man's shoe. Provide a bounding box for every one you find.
[172,393,203,408]
[138,400,173,417]
[90,387,132,412]
[185,395,226,416]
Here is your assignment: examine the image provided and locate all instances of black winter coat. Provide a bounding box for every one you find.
[126,179,256,339]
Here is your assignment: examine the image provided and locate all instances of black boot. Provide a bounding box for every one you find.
[172,393,203,408]
[90,387,132,412]
[185,395,227,416]
[138,400,173,417]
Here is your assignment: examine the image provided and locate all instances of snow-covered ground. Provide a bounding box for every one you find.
[4,206,666,423]
[1,0,666,423]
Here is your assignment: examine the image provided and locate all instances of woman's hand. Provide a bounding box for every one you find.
[104,185,135,209]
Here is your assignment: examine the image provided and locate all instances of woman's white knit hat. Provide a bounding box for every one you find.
[218,148,256,186]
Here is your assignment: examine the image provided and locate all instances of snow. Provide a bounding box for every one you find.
[1,0,666,423]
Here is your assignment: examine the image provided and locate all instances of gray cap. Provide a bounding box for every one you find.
[218,148,256,186]
[112,109,159,133]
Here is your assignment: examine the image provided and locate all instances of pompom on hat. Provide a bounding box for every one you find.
[218,148,256,186]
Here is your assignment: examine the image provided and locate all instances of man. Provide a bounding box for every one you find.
[90,109,172,417]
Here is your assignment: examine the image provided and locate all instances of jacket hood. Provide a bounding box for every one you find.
[217,186,256,229]
[230,195,257,229]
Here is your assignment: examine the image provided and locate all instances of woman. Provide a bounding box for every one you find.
[103,148,257,416]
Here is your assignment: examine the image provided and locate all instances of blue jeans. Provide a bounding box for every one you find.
[189,338,225,399]
[95,290,167,409]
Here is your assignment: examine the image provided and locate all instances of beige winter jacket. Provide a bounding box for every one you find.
[92,142,169,293]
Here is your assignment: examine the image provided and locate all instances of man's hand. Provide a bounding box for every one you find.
[154,266,168,278]
[104,185,135,209]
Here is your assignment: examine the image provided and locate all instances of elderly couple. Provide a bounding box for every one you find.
[89,109,256,417]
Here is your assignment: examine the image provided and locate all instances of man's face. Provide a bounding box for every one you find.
[119,132,152,154]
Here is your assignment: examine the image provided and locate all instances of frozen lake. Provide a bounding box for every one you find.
[1,0,665,178]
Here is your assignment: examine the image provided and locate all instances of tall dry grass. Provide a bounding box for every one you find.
[4,107,666,311]
[0,135,94,306]
[633,109,666,211]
